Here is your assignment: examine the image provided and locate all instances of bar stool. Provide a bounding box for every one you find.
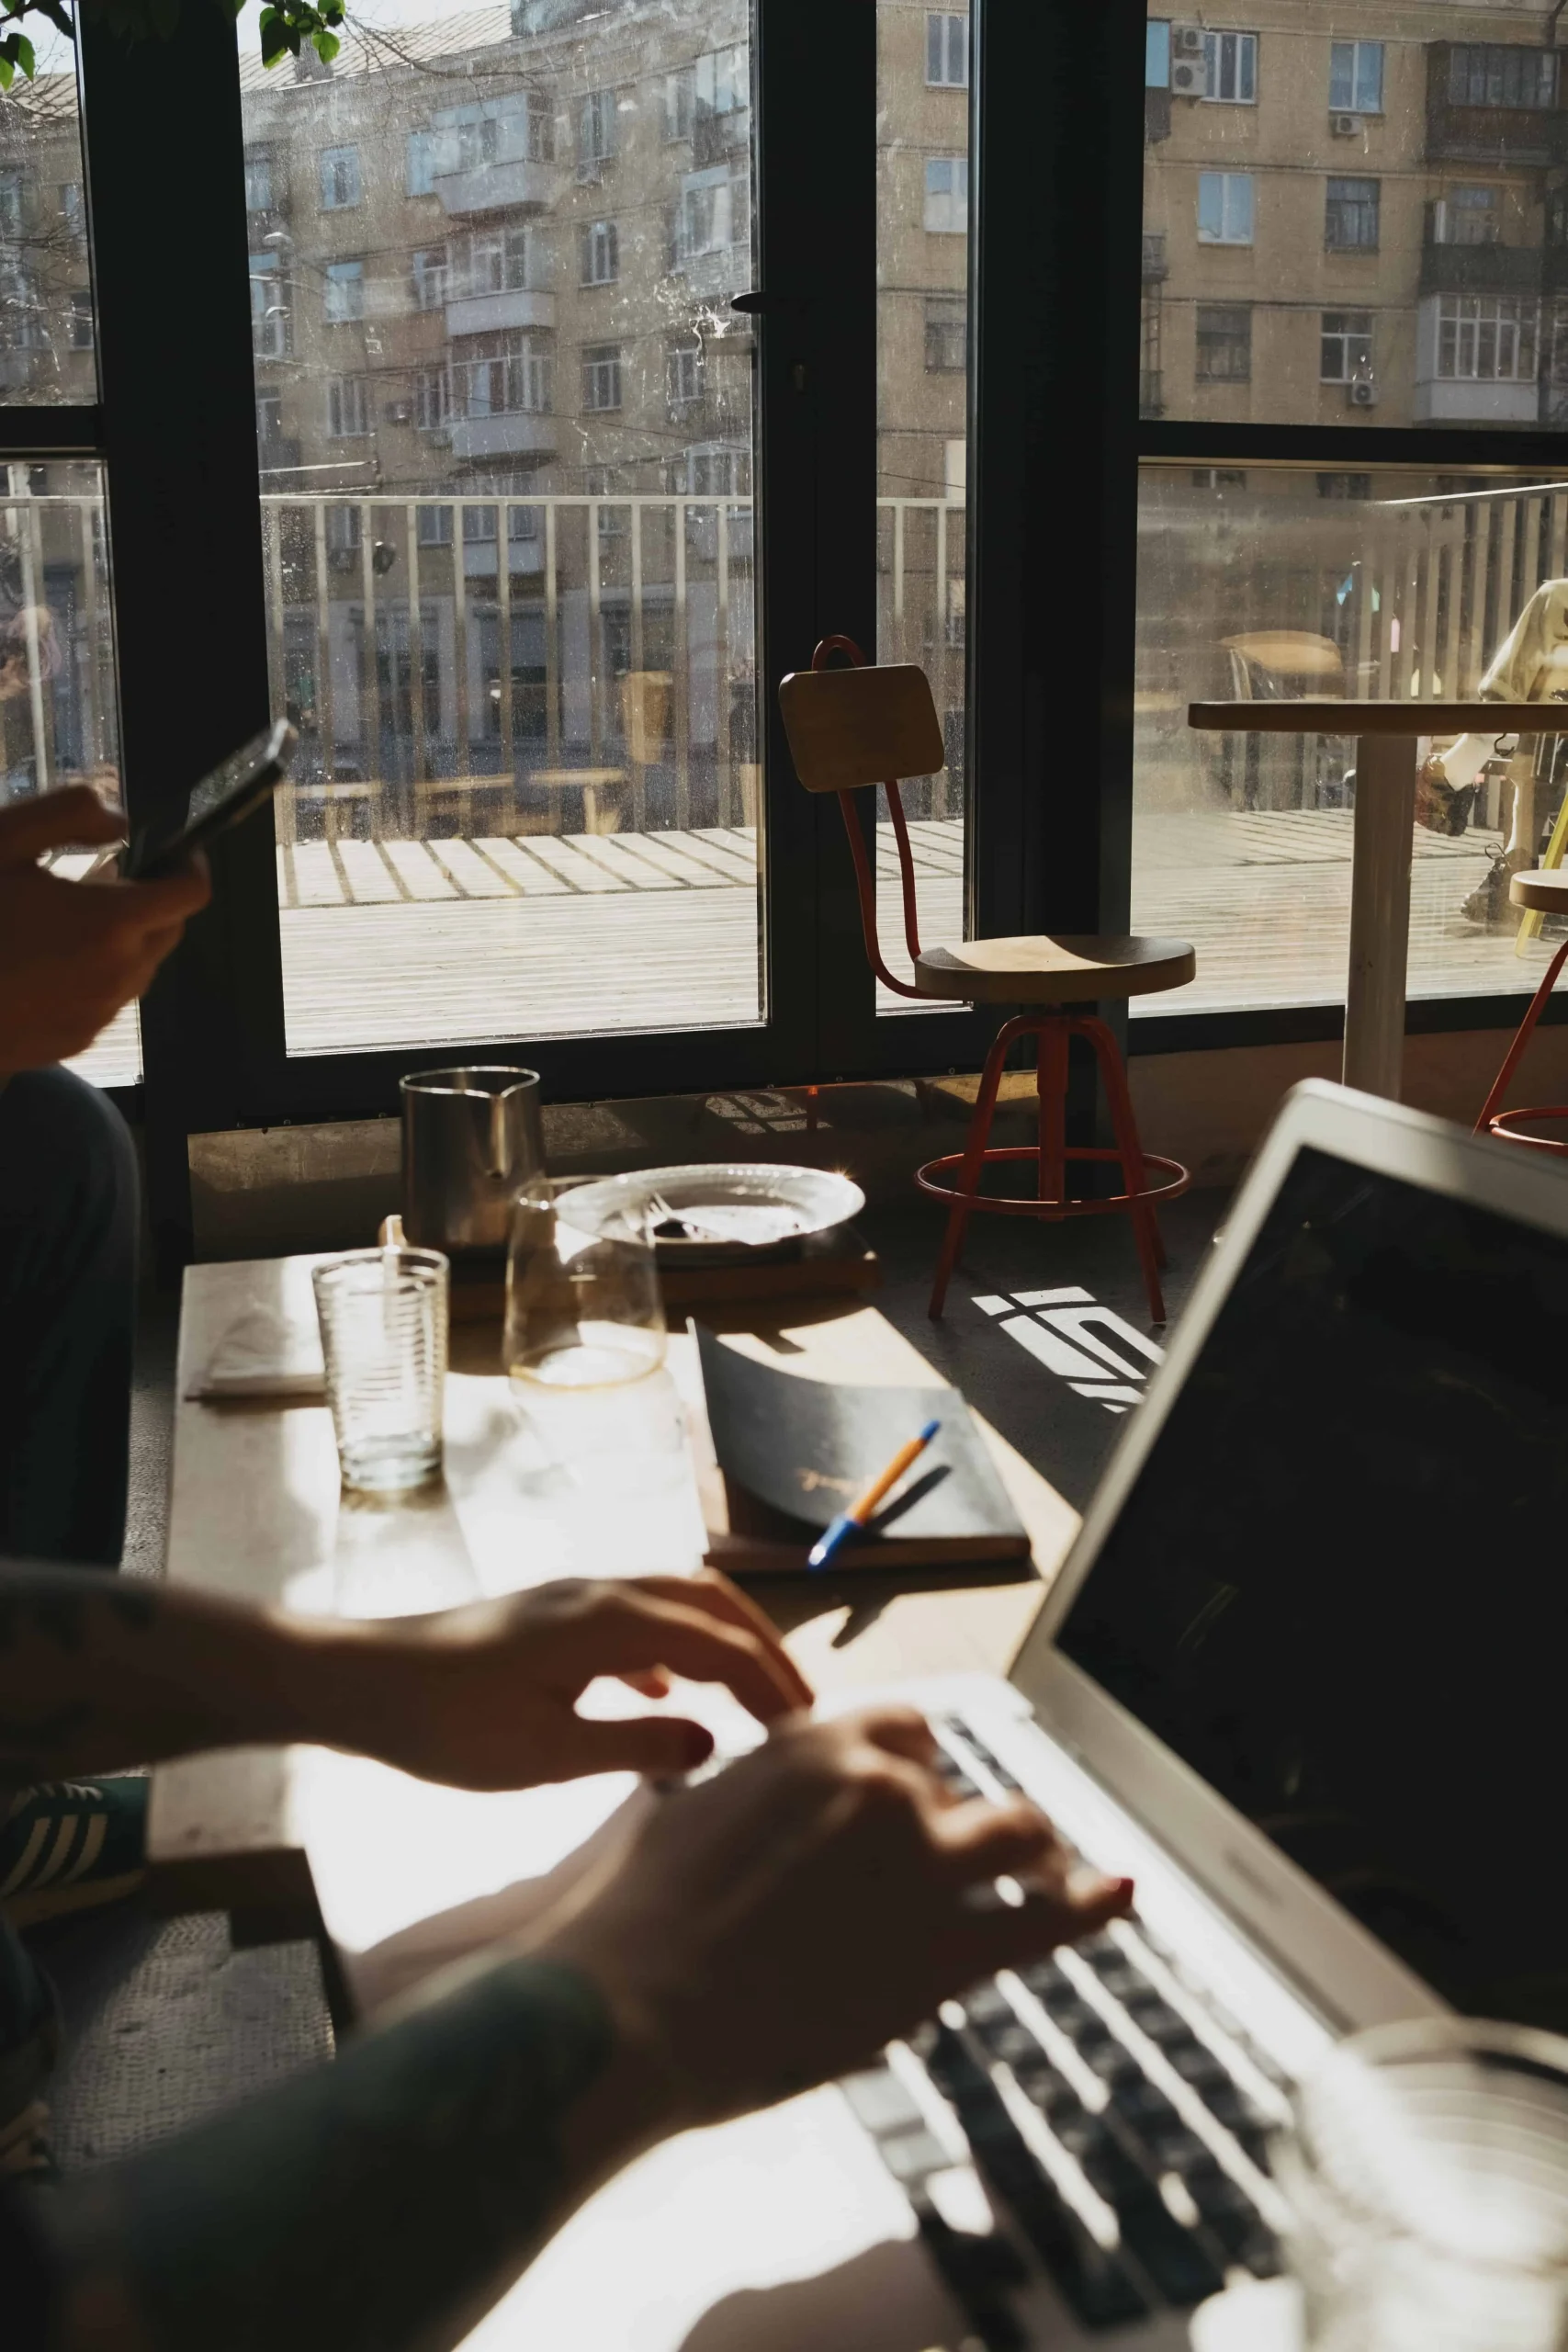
[1474,868,1568,1156]
[780,638,1196,1320]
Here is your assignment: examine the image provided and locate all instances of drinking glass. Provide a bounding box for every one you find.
[312,1246,448,1492]
[504,1181,666,1394]
[1277,2018,1568,2352]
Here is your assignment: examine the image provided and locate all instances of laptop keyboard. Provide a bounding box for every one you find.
[837,1715,1292,2347]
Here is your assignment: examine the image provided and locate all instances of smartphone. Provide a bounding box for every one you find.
[121,718,298,882]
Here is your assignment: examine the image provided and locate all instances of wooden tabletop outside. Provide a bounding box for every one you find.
[1189,700,1568,734]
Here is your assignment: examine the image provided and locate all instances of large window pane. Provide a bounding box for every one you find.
[1142,3,1568,429]
[240,0,759,1057]
[876,0,968,1012]
[0,460,133,1084]
[0,29,96,403]
[1133,464,1568,1018]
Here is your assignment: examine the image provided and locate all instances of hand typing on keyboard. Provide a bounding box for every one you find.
[526,1703,1134,2131]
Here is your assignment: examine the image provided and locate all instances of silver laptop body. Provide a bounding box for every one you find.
[487,1082,1568,2352]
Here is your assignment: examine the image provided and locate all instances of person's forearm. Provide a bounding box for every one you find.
[45,1955,671,2352]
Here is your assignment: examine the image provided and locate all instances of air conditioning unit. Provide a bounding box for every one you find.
[384,399,413,425]
[575,159,604,185]
[1171,24,1208,97]
[1332,112,1360,137]
[1348,377,1379,409]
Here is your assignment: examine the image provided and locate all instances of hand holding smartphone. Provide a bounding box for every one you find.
[120,718,298,883]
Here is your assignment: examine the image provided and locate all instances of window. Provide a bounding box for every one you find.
[926,13,967,87]
[676,165,745,260]
[323,259,365,323]
[413,366,449,430]
[1146,19,1170,88]
[1325,177,1380,253]
[417,503,453,546]
[320,145,362,210]
[1202,29,1257,105]
[924,155,968,234]
[58,181,84,235]
[1316,471,1372,499]
[925,295,966,372]
[696,44,748,117]
[579,88,617,166]
[668,336,704,407]
[1195,304,1251,382]
[407,130,438,198]
[327,375,371,437]
[1442,185,1502,247]
[1447,44,1559,111]
[454,333,551,417]
[256,391,283,445]
[249,251,288,358]
[244,150,274,212]
[1321,311,1373,382]
[68,290,93,351]
[1329,40,1384,116]
[1197,171,1253,246]
[462,225,529,295]
[1438,294,1539,383]
[0,175,24,235]
[665,68,695,141]
[581,219,619,286]
[411,247,448,311]
[675,442,750,496]
[583,342,624,412]
[1190,468,1247,488]
[325,503,362,554]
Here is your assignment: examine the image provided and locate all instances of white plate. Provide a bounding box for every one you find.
[567,1164,866,1263]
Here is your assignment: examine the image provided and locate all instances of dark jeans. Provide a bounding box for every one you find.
[0,1069,138,1568]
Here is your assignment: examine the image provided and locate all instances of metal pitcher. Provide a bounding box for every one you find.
[400,1068,546,1259]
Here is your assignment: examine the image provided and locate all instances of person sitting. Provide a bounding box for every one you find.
[0,785,210,1566]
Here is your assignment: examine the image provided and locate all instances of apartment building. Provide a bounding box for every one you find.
[1143,0,1568,430]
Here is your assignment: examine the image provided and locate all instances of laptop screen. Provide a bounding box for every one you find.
[1054,1144,1568,2030]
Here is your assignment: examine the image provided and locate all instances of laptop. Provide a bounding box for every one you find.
[485,1080,1568,2352]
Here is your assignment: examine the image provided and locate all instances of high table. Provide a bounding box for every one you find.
[1188,701,1568,1102]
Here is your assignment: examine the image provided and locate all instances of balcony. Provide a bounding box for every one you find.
[1414,377,1540,425]
[258,435,303,477]
[1142,232,1168,283]
[445,287,556,339]
[672,245,748,301]
[1419,240,1541,298]
[446,410,557,460]
[432,159,558,217]
[1426,42,1565,167]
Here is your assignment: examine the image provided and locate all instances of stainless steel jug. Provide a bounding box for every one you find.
[400,1068,546,1259]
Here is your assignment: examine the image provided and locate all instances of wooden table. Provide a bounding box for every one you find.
[526,765,626,836]
[147,1257,1077,2011]
[1189,700,1568,1101]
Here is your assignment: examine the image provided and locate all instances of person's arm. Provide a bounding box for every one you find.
[0,787,210,1077]
[37,1706,1133,2352]
[0,1562,812,1792]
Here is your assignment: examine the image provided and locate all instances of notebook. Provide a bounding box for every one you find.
[692,1322,1033,1576]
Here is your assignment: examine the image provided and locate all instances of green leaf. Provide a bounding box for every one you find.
[310,23,336,62]
[13,29,32,70]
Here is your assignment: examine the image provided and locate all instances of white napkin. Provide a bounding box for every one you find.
[186,1306,326,1401]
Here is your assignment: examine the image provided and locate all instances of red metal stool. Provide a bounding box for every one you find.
[779,639,1196,1320]
[1474,867,1568,1157]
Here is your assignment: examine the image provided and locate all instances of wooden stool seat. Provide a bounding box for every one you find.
[1510,868,1568,914]
[915,933,1196,1005]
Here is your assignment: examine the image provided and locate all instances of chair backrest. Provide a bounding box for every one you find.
[776,637,938,999]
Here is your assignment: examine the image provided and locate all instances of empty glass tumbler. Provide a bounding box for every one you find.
[505,1182,665,1395]
[1277,2018,1568,2352]
[312,1246,448,1492]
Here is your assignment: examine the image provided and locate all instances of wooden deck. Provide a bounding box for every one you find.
[69,810,1559,1085]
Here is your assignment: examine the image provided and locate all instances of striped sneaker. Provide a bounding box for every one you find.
[0,1777,148,1928]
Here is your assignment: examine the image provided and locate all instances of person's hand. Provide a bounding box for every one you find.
[0,786,210,1073]
[326,1572,816,1790]
[530,1704,1134,2131]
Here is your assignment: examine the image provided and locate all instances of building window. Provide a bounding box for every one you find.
[325,504,362,555]
[1191,469,1247,487]
[454,333,551,417]
[1329,40,1384,116]
[696,43,748,117]
[407,130,438,198]
[581,219,619,286]
[1321,311,1373,381]
[324,259,365,323]
[1317,473,1372,500]
[1195,303,1251,382]
[676,165,745,260]
[1438,293,1539,382]
[1202,29,1257,104]
[1325,177,1380,252]
[0,175,22,234]
[68,289,93,350]
[924,155,968,234]
[1197,171,1253,245]
[668,336,705,407]
[925,294,967,372]
[675,443,750,496]
[582,342,624,411]
[411,247,448,311]
[462,224,529,295]
[320,145,362,210]
[327,376,371,437]
[250,251,288,358]
[256,392,284,447]
[665,68,695,140]
[413,366,449,429]
[1441,185,1502,246]
[579,88,617,167]
[417,505,454,547]
[926,13,967,87]
[1448,44,1559,111]
[243,150,274,212]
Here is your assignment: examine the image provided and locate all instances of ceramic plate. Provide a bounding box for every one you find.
[566,1164,866,1264]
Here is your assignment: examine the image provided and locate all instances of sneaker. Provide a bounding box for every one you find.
[1461,851,1517,932]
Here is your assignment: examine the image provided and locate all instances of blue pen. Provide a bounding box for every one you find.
[807,1418,943,1571]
